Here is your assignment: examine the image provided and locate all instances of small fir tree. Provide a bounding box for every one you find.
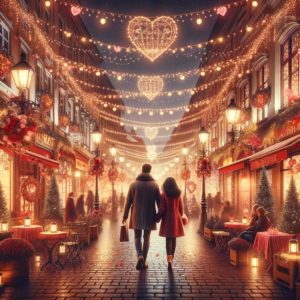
[43,176,62,220]
[0,181,9,220]
[255,168,275,224]
[279,176,300,234]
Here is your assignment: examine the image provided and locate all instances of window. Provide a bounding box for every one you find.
[44,70,52,94]
[0,20,10,53]
[256,63,270,121]
[281,30,300,108]
[239,82,250,129]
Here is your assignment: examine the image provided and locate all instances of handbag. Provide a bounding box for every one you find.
[120,224,129,242]
[182,214,189,226]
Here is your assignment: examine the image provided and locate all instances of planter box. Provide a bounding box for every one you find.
[0,259,30,286]
[204,227,214,242]
[273,253,299,290]
[230,248,249,266]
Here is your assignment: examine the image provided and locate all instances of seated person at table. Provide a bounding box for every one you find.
[216,201,234,228]
[239,206,270,244]
[246,204,260,229]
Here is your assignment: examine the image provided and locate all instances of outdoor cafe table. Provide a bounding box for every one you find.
[253,231,300,270]
[224,222,249,231]
[38,231,68,271]
[12,225,43,244]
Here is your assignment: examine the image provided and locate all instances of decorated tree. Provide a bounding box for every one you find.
[255,168,275,224]
[279,176,300,234]
[0,181,9,220]
[43,176,63,220]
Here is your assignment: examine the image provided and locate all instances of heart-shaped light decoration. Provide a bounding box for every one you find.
[216,6,227,16]
[146,145,157,152]
[144,127,158,140]
[187,181,197,194]
[138,76,164,101]
[71,6,82,16]
[128,16,177,62]
[147,151,158,161]
[114,46,122,53]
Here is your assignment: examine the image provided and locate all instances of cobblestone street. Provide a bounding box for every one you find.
[0,217,296,300]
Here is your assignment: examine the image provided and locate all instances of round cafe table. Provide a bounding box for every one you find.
[38,231,68,271]
[224,222,249,231]
[12,225,43,244]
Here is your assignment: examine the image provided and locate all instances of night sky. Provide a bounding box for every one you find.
[80,0,226,156]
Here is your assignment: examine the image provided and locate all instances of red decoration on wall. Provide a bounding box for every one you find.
[40,93,53,113]
[245,134,262,149]
[287,89,300,105]
[108,167,118,183]
[0,50,12,79]
[0,114,37,147]
[89,157,104,176]
[196,157,212,178]
[181,169,191,181]
[186,181,197,193]
[252,88,270,108]
[288,158,300,174]
[21,177,40,203]
[216,6,227,16]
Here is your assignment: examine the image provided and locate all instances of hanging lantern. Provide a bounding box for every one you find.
[0,221,8,232]
[198,126,209,144]
[59,244,66,255]
[225,99,241,124]
[289,238,299,253]
[35,255,41,263]
[24,216,31,227]
[242,216,248,225]
[49,222,57,233]
[251,256,259,267]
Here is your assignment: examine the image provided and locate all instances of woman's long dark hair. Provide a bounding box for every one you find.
[163,177,181,199]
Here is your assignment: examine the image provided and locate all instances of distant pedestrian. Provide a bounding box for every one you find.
[214,192,222,216]
[86,190,94,216]
[65,192,77,223]
[76,194,85,218]
[156,177,185,271]
[122,164,161,270]
[207,193,213,215]
[119,192,125,212]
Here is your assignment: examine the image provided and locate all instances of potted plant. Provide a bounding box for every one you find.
[0,238,34,286]
[204,215,217,242]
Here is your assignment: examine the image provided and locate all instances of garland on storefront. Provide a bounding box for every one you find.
[89,157,105,176]
[0,50,12,79]
[196,157,212,178]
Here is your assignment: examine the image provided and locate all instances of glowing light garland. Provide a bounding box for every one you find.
[144,127,159,140]
[137,76,164,101]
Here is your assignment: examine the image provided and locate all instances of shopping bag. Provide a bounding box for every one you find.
[120,224,129,242]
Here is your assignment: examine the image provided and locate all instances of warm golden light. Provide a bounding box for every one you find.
[196,18,202,25]
[289,239,299,253]
[198,126,209,144]
[119,156,125,163]
[100,18,107,25]
[0,221,8,232]
[128,16,177,61]
[182,146,188,156]
[91,129,102,146]
[145,127,158,140]
[59,244,66,255]
[11,54,34,91]
[242,216,248,224]
[226,99,241,124]
[138,76,164,101]
[174,157,180,163]
[180,75,185,80]
[252,1,258,8]
[49,222,57,233]
[74,170,81,178]
[117,75,122,81]
[251,256,259,267]
[35,255,41,263]
[24,217,31,227]
[45,0,51,7]
[110,145,117,157]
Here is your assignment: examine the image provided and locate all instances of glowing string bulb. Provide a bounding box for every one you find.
[160,111,164,116]
[168,92,172,96]
[100,18,107,25]
[127,110,131,114]
[81,37,87,43]
[246,26,254,32]
[138,111,142,115]
[218,37,224,43]
[149,111,154,116]
[45,0,51,7]
[180,75,185,80]
[113,107,117,112]
[117,75,122,81]
[200,71,206,76]
[96,71,101,76]
[252,1,258,7]
[196,18,203,25]
[216,66,221,71]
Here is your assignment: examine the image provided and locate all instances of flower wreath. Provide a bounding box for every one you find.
[89,157,104,176]
[181,168,191,181]
[21,177,40,203]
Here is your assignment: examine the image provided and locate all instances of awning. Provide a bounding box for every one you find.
[20,151,59,169]
[219,161,246,174]
[249,134,300,170]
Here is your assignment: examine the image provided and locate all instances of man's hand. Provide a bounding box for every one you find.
[122,218,127,225]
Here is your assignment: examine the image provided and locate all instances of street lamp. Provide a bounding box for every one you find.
[91,127,102,210]
[11,53,35,114]
[182,145,189,215]
[197,126,209,234]
[226,99,241,143]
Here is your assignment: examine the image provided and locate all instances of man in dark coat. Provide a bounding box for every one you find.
[122,164,161,270]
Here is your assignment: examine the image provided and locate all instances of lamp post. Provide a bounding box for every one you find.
[110,145,117,221]
[91,127,102,210]
[225,99,241,143]
[198,126,209,234]
[182,145,189,215]
[11,53,35,114]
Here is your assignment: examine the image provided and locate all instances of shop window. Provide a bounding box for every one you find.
[0,20,10,53]
[281,30,300,108]
[239,82,250,129]
[57,161,72,208]
[44,70,52,94]
[256,63,270,121]
[0,150,13,211]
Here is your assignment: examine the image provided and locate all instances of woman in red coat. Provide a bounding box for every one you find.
[157,177,185,270]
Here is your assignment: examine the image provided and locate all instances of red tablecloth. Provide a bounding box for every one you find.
[12,225,43,243]
[253,232,300,264]
[224,222,249,230]
[38,231,68,240]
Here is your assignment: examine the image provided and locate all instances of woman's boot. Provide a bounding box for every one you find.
[167,255,173,271]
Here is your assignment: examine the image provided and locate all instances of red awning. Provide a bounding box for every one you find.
[20,151,59,169]
[219,161,246,174]
[250,149,288,170]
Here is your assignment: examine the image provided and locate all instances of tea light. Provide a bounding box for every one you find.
[230,218,234,223]
[0,221,8,232]
[0,272,3,288]
[49,222,57,233]
[35,255,41,263]
[251,256,259,267]
[289,238,299,254]
[59,244,66,255]
[24,217,31,227]
[242,217,248,224]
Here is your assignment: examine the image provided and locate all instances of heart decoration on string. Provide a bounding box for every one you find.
[146,145,157,152]
[147,151,158,161]
[216,6,227,16]
[113,46,122,53]
[71,6,82,16]
[186,181,197,194]
[144,127,158,140]
[138,76,164,101]
[128,16,177,62]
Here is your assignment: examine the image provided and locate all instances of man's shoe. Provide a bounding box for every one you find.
[136,256,144,270]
